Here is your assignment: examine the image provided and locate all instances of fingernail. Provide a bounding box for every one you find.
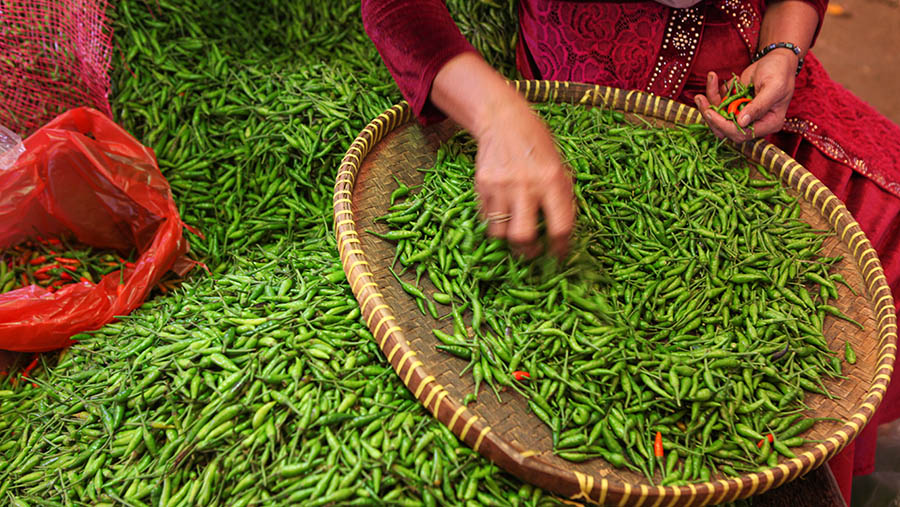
[738,114,750,126]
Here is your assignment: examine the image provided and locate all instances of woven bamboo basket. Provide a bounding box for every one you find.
[332,81,897,506]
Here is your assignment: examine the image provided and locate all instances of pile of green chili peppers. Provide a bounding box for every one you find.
[374,102,859,485]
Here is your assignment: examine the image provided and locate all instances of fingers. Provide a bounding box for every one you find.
[542,170,575,258]
[507,189,541,259]
[694,94,726,139]
[705,72,723,105]
[480,192,511,239]
[733,82,780,128]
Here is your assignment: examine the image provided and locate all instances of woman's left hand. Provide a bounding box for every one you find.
[694,50,798,142]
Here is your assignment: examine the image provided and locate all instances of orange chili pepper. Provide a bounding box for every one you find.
[34,264,59,275]
[54,256,80,264]
[727,97,751,116]
[654,431,664,458]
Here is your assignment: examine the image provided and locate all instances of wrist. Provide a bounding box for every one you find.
[754,42,804,75]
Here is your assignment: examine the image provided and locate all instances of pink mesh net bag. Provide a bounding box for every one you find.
[0,0,113,136]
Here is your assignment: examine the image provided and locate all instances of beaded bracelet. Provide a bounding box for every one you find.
[754,42,804,75]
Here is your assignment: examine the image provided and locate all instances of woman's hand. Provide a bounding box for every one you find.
[431,52,574,258]
[694,50,798,142]
[473,96,575,258]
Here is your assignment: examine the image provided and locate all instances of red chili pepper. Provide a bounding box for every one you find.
[727,97,752,116]
[54,256,80,264]
[79,276,90,283]
[20,355,39,379]
[654,431,664,458]
[34,263,59,275]
[512,370,531,381]
[757,433,775,448]
[117,284,125,297]
[28,255,47,265]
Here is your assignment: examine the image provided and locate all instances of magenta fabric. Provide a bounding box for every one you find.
[362,0,900,498]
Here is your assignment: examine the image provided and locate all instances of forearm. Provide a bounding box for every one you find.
[430,52,524,139]
[361,0,477,122]
[760,1,820,59]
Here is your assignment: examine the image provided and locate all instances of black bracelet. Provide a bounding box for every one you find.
[754,42,804,75]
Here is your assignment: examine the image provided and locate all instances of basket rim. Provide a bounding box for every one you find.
[332,80,898,505]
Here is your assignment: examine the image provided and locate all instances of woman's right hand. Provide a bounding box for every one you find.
[473,95,575,258]
[431,53,575,258]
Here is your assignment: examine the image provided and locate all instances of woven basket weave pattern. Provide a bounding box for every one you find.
[333,81,897,505]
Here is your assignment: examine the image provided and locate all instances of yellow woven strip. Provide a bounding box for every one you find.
[604,86,612,106]
[336,169,355,180]
[664,100,674,121]
[795,171,812,193]
[339,236,361,260]
[616,482,632,507]
[834,429,849,442]
[714,480,731,505]
[872,389,885,402]
[674,102,684,123]
[776,464,793,486]
[875,372,893,383]
[815,443,829,458]
[597,479,608,505]
[803,179,819,201]
[396,350,416,374]
[333,198,352,206]
[347,258,369,275]
[746,473,760,496]
[423,384,442,408]
[343,150,360,164]
[360,291,382,313]
[404,361,422,385]
[386,342,402,364]
[863,256,881,282]
[649,487,665,507]
[860,401,876,413]
[663,486,682,507]
[763,469,775,489]
[448,406,466,432]
[334,189,352,198]
[519,450,537,459]
[350,271,372,294]
[811,184,829,208]
[869,273,887,292]
[613,88,621,109]
[459,415,478,441]
[636,485,649,507]
[760,144,776,170]
[349,276,372,296]
[820,194,837,214]
[473,426,491,452]
[829,203,847,224]
[542,81,551,102]
[580,89,593,106]
[414,375,434,399]
[849,231,867,258]
[379,325,400,348]
[571,472,590,502]
[524,80,531,99]
[840,221,858,242]
[431,389,448,417]
[335,219,355,229]
[366,304,389,330]
[370,314,400,349]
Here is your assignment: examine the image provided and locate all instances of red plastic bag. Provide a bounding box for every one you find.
[0,107,189,352]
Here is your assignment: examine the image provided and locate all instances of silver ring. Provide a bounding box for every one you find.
[486,212,512,224]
